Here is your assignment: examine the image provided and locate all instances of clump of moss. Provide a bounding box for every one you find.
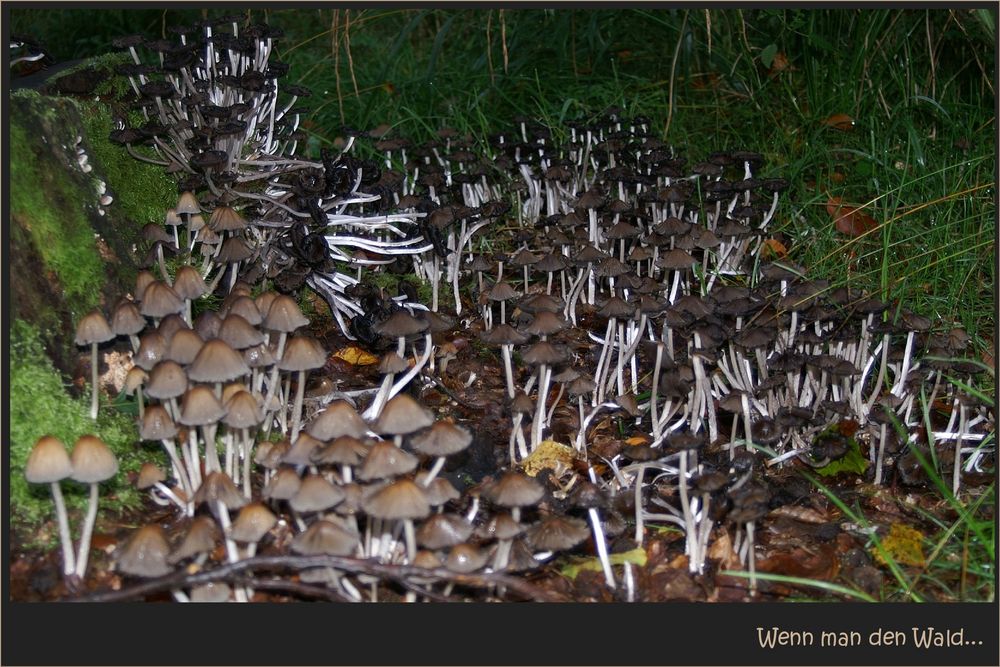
[9,115,105,315]
[9,319,159,543]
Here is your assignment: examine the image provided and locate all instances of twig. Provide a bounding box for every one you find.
[70,555,561,603]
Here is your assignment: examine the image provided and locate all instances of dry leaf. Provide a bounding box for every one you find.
[521,439,578,477]
[332,346,379,366]
[761,238,788,259]
[768,51,792,75]
[822,113,856,131]
[708,529,742,569]
[625,434,651,446]
[827,196,878,237]
[873,524,926,567]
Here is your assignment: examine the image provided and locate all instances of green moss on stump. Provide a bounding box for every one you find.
[9,320,158,541]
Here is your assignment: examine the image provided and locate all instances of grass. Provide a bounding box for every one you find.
[8,6,995,600]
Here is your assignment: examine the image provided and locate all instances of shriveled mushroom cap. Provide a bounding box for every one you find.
[291,520,359,556]
[357,440,419,481]
[117,524,172,578]
[485,471,544,507]
[408,421,472,457]
[526,515,590,551]
[168,516,220,564]
[70,435,118,484]
[361,478,430,520]
[75,310,115,346]
[372,394,434,436]
[416,513,474,549]
[289,474,345,513]
[228,502,277,543]
[307,400,368,440]
[25,436,73,483]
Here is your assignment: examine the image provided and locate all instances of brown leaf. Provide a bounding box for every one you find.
[761,238,788,259]
[822,113,856,131]
[827,196,878,237]
[768,51,792,75]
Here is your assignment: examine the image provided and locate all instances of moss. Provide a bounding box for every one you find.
[79,102,176,233]
[46,51,133,98]
[8,116,105,315]
[9,320,159,543]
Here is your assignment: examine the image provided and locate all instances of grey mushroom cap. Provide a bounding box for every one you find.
[117,524,172,578]
[291,520,360,556]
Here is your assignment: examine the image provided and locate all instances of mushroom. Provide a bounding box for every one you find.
[75,310,115,421]
[69,435,119,580]
[25,436,76,578]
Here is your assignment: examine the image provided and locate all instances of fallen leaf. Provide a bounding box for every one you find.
[761,238,788,259]
[332,346,380,366]
[560,546,647,580]
[822,113,856,131]
[873,523,925,567]
[521,439,578,477]
[827,196,878,237]
[768,51,792,75]
[624,434,650,446]
[708,529,742,569]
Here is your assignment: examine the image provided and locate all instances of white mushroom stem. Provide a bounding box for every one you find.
[74,483,102,579]
[150,483,188,513]
[403,519,417,562]
[501,344,516,399]
[202,423,222,473]
[874,422,888,485]
[586,466,616,589]
[421,456,447,487]
[289,369,308,442]
[214,501,248,602]
[89,342,100,421]
[49,482,76,577]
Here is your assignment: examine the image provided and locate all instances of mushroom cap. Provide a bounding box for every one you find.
[145,360,189,400]
[164,328,205,365]
[520,311,567,337]
[175,191,201,215]
[192,472,247,510]
[167,516,220,564]
[290,520,359,556]
[136,462,166,490]
[263,294,309,332]
[75,310,115,346]
[417,475,461,506]
[485,471,544,508]
[139,404,179,441]
[216,236,254,263]
[178,385,227,426]
[172,265,208,300]
[445,543,488,573]
[25,436,73,484]
[375,310,429,338]
[281,432,326,466]
[361,478,430,520]
[357,440,419,481]
[228,502,277,543]
[69,435,118,484]
[475,512,524,541]
[417,513,474,549]
[262,467,302,500]
[520,340,567,366]
[111,301,146,337]
[117,524,172,578]
[488,281,519,302]
[217,314,265,350]
[378,352,410,375]
[208,205,249,232]
[187,339,250,383]
[289,474,345,513]
[310,436,371,467]
[307,400,369,440]
[140,281,185,318]
[408,421,472,457]
[222,390,263,428]
[224,295,263,326]
[526,515,590,551]
[480,323,529,346]
[372,394,435,436]
[277,335,327,372]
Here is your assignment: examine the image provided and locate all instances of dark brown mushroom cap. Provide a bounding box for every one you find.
[520,340,567,366]
[140,282,185,318]
[408,421,472,458]
[146,361,189,400]
[263,294,309,332]
[193,472,246,510]
[488,281,520,302]
[25,436,73,484]
[261,468,302,500]
[475,513,524,541]
[526,515,590,551]
[510,391,535,415]
[187,339,250,383]
[519,293,565,314]
[291,520,359,556]
[281,433,326,466]
[485,471,544,508]
[520,311,567,337]
[375,310,429,338]
[416,513,474,549]
[598,296,636,319]
[139,404,178,441]
[136,462,167,490]
[228,502,277,543]
[69,435,118,484]
[117,524,172,578]
[289,474,346,513]
[480,323,529,346]
[310,436,370,467]
[567,481,609,509]
[445,543,488,573]
[379,352,410,375]
[361,478,431,520]
[308,400,369,440]
[168,516,220,564]
[75,310,115,346]
[357,440,419,481]
[372,394,435,436]
[208,205,249,233]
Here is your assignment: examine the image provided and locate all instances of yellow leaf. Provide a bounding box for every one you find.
[521,440,578,477]
[872,523,925,567]
[561,547,647,580]
[333,346,379,366]
[625,434,650,446]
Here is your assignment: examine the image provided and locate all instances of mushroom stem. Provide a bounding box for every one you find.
[50,482,76,577]
[290,369,307,441]
[421,456,447,487]
[89,341,100,421]
[74,483,101,579]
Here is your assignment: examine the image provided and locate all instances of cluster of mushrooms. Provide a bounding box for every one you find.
[26,17,993,602]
